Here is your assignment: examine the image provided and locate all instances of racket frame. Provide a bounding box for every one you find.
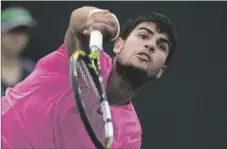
[70,47,113,149]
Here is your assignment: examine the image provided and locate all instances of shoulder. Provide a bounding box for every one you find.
[2,44,77,119]
[35,44,70,73]
[112,102,141,128]
[111,103,142,149]
[2,47,72,111]
[128,103,142,130]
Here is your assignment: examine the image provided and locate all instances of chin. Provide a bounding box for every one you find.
[133,63,149,72]
[125,59,150,74]
[115,58,152,87]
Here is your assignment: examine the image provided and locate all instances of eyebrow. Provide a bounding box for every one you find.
[138,27,154,35]
[138,27,171,51]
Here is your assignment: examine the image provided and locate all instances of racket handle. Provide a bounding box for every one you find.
[89,30,103,51]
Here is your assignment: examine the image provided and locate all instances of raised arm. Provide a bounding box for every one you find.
[64,6,119,55]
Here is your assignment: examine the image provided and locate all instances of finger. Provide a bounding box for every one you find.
[92,17,109,26]
[92,16,118,37]
[106,17,117,28]
[87,17,111,31]
[86,19,116,38]
[99,9,111,15]
[93,13,117,28]
[82,29,89,37]
[105,25,115,38]
[88,23,108,33]
[90,14,116,27]
[92,23,115,39]
[89,9,109,18]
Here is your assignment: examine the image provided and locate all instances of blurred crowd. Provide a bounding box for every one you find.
[1,2,37,97]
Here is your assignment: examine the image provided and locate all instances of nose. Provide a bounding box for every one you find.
[14,34,28,44]
[144,44,155,53]
[144,37,156,53]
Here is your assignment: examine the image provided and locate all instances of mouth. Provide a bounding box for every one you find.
[137,52,151,62]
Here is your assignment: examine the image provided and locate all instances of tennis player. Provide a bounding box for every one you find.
[2,6,177,149]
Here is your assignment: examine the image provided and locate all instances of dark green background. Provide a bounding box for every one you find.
[3,1,227,149]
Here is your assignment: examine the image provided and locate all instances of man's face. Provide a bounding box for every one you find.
[2,31,30,56]
[114,22,170,82]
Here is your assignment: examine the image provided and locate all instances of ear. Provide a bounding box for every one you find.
[113,37,124,54]
[156,65,167,79]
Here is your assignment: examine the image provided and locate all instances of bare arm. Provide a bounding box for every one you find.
[64,6,98,55]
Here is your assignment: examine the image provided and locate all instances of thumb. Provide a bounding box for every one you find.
[82,29,89,37]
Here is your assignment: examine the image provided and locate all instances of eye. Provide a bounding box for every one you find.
[138,34,148,40]
[158,44,167,52]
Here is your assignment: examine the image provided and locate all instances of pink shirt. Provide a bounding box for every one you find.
[1,44,142,149]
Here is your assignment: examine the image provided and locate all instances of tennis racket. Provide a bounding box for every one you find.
[70,30,113,149]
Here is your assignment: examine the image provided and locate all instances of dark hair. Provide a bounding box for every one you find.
[120,12,177,65]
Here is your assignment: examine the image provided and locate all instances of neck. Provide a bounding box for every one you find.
[1,51,22,86]
[2,52,20,68]
[106,66,140,106]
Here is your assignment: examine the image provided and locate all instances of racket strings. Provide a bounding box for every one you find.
[79,60,100,97]
[77,67,97,116]
[77,60,107,144]
[78,60,100,112]
[72,53,113,148]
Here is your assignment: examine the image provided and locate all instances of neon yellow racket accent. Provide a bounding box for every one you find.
[73,71,78,76]
[106,138,113,149]
[89,50,99,59]
[73,50,86,60]
[99,76,103,82]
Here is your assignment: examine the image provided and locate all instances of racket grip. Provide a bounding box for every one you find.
[89,30,103,51]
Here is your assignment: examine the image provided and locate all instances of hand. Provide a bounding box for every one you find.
[83,9,119,41]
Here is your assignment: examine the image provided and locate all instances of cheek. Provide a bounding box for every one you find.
[116,48,137,67]
[4,38,14,49]
[117,37,143,64]
[152,52,167,68]
[19,38,29,47]
[119,44,135,58]
[117,49,131,64]
[2,37,11,44]
[121,39,140,56]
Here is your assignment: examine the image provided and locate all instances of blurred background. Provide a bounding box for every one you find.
[1,1,227,149]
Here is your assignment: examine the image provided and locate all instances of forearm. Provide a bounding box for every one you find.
[64,6,98,55]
